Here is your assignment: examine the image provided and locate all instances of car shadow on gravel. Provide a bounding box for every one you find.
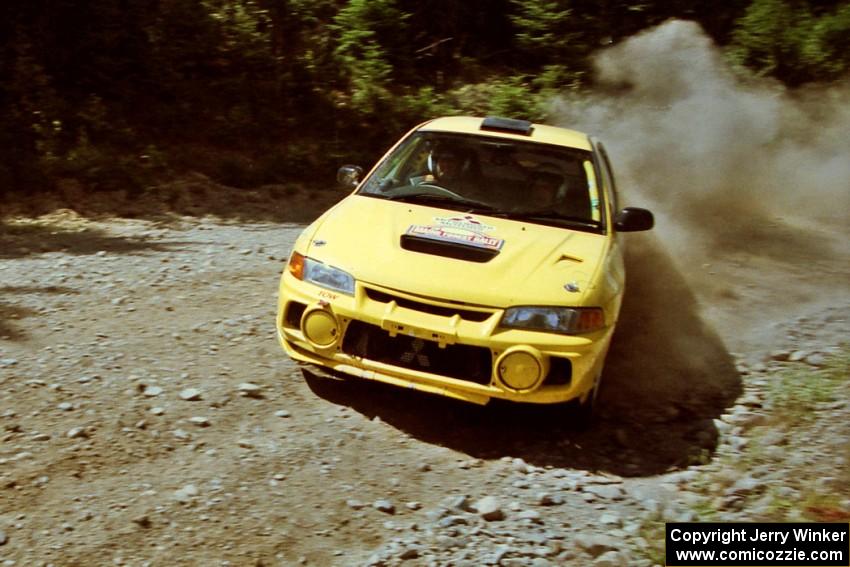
[0,177,347,227]
[305,234,742,477]
[0,301,37,341]
[0,220,191,260]
[0,286,79,341]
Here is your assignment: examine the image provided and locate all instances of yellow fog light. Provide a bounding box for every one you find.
[496,346,549,392]
[301,307,340,348]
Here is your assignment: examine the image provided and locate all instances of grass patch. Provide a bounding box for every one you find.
[800,492,850,522]
[683,346,849,523]
[635,517,666,566]
[767,347,849,427]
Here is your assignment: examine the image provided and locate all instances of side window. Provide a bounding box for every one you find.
[597,143,620,213]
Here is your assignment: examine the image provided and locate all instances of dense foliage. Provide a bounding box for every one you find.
[1,0,847,194]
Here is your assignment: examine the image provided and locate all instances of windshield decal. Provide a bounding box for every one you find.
[434,215,496,233]
[406,224,505,251]
[583,160,602,222]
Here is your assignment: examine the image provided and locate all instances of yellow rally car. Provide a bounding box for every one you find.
[276,116,653,418]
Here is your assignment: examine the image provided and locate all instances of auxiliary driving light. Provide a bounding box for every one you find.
[495,346,549,392]
[301,307,340,348]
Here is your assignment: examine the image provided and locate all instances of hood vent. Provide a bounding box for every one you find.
[401,234,499,263]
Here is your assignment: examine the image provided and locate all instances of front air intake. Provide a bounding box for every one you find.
[341,320,493,385]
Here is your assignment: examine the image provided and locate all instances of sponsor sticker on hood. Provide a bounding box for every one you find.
[406,221,505,252]
[433,215,496,233]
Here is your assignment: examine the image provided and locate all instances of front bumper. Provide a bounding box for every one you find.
[276,272,614,405]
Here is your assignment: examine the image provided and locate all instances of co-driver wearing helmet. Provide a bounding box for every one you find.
[530,170,563,210]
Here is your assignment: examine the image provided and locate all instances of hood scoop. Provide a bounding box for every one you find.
[400,234,499,263]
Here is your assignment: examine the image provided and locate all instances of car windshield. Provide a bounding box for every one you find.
[358,131,603,229]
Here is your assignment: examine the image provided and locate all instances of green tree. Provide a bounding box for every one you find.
[801,2,850,80]
[729,0,850,85]
[510,0,577,61]
[332,0,409,115]
[2,0,847,197]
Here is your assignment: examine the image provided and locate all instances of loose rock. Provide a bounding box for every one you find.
[593,550,626,567]
[582,485,624,501]
[174,484,199,503]
[179,388,202,401]
[67,427,88,439]
[373,500,395,514]
[474,496,504,521]
[143,386,163,397]
[238,382,264,398]
[575,534,620,557]
[188,416,210,427]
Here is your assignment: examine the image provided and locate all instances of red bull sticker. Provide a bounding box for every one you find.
[406,224,505,251]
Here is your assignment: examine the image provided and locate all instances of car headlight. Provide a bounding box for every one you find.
[500,306,604,334]
[288,251,355,295]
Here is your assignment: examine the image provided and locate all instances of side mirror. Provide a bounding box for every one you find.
[614,207,654,232]
[337,165,363,189]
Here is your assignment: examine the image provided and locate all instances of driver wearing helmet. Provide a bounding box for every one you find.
[531,171,562,209]
[413,143,481,198]
[428,147,463,185]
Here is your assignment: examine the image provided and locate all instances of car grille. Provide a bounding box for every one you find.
[364,288,493,322]
[341,320,493,385]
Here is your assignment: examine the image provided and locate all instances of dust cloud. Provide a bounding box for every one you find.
[553,19,850,257]
[552,20,850,415]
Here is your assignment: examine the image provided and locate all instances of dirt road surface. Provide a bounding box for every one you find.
[1,185,848,566]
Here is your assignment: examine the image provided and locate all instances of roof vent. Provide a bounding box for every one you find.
[481,116,534,136]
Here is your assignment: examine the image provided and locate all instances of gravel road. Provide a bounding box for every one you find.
[1,203,848,566]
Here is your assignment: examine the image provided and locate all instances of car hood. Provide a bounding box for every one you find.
[304,195,608,307]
